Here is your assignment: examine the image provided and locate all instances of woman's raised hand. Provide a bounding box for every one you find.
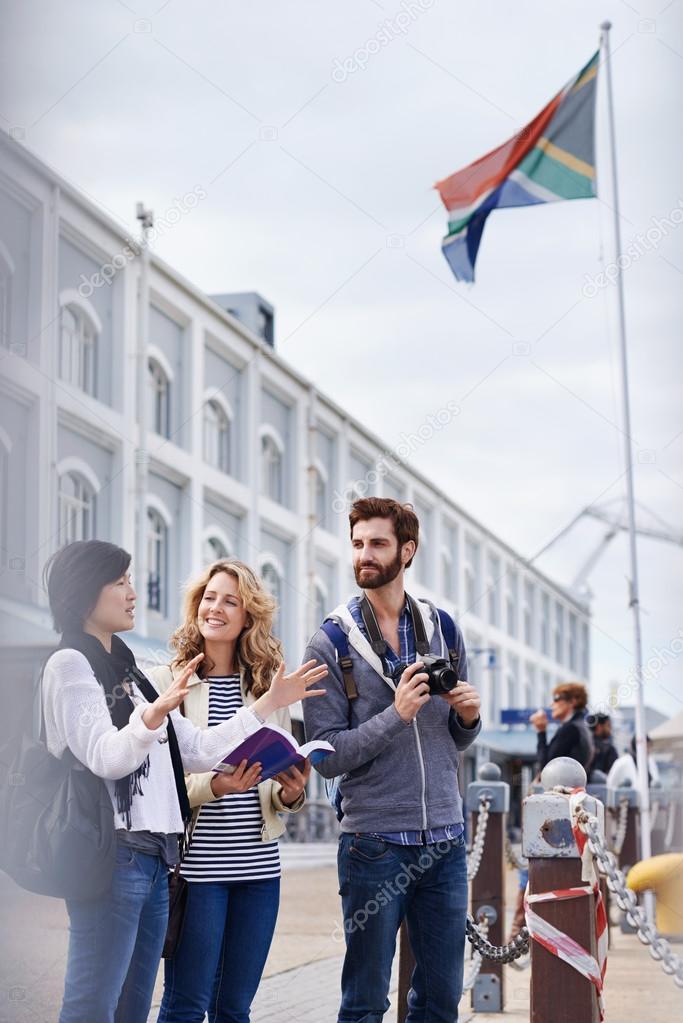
[253,659,327,719]
[270,660,328,709]
[142,653,204,731]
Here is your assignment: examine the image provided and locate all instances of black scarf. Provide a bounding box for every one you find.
[60,631,191,844]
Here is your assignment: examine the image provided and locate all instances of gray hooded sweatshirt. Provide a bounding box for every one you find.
[302,597,481,834]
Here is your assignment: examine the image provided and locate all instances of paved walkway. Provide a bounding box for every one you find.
[2,846,680,1021]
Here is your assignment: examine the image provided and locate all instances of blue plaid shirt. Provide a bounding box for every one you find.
[348,596,464,847]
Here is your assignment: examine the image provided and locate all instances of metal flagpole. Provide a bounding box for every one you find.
[599,20,653,920]
[135,203,154,637]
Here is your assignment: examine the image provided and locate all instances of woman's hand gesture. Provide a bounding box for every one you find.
[253,659,327,719]
[142,653,204,731]
[269,660,328,710]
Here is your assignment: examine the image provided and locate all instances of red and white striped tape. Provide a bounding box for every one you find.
[523,786,608,1021]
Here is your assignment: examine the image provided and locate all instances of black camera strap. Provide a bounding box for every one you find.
[359,592,430,677]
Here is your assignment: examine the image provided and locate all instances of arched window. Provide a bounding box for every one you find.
[59,303,98,396]
[203,534,229,565]
[147,507,169,614]
[0,243,14,350]
[57,471,96,544]
[148,357,171,438]
[261,430,284,504]
[203,399,231,473]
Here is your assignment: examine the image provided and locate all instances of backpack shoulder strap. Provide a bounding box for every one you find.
[436,608,458,667]
[321,620,358,701]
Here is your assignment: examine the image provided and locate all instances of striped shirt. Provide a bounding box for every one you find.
[180,675,281,883]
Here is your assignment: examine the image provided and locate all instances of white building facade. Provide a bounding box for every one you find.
[0,132,591,748]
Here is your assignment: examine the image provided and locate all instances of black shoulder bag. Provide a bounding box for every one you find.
[0,680,115,901]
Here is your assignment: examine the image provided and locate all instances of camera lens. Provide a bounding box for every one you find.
[431,665,458,694]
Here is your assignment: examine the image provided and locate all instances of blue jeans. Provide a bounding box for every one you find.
[157,877,280,1023]
[337,832,468,1023]
[59,843,169,1023]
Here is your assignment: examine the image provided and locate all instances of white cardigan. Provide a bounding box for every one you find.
[42,648,261,834]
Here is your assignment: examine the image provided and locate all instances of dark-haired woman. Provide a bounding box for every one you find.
[42,540,326,1023]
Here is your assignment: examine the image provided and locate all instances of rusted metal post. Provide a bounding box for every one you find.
[609,784,640,871]
[396,921,414,1023]
[467,762,509,1012]
[606,783,639,933]
[523,757,606,1023]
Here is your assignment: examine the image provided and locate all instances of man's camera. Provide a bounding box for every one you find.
[393,656,458,695]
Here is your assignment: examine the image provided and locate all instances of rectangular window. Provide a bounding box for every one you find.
[506,567,518,637]
[507,653,519,707]
[581,621,590,678]
[523,579,535,647]
[540,592,550,656]
[525,662,536,708]
[413,499,433,587]
[487,552,501,627]
[489,644,501,723]
[554,601,565,664]
[441,522,459,603]
[542,670,552,705]
[568,612,578,672]
[464,534,481,613]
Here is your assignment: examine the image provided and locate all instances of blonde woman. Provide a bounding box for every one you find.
[152,560,313,1023]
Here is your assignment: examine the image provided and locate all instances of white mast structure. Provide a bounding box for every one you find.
[599,20,653,919]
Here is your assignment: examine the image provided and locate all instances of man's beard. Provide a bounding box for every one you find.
[354,549,403,590]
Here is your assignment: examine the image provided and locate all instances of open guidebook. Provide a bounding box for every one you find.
[212,723,334,783]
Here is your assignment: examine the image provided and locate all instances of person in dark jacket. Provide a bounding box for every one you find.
[587,712,619,780]
[530,682,594,774]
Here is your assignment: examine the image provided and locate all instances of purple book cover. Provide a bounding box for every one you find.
[213,724,334,782]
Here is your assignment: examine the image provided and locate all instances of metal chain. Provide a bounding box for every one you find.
[462,915,487,991]
[465,914,530,963]
[505,835,529,871]
[573,806,683,989]
[466,795,490,882]
[610,797,630,856]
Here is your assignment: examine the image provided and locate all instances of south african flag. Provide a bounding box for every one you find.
[436,51,599,283]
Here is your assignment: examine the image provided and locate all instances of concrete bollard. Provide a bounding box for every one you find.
[467,762,509,1013]
[522,757,606,1023]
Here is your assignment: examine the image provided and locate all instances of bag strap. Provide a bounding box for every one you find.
[436,607,460,673]
[359,592,431,669]
[321,620,358,701]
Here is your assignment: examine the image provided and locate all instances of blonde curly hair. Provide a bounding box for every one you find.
[170,559,283,697]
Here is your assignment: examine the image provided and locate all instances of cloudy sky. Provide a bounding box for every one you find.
[3,0,682,719]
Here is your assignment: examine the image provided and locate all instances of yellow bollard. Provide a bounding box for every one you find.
[626,854,683,937]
